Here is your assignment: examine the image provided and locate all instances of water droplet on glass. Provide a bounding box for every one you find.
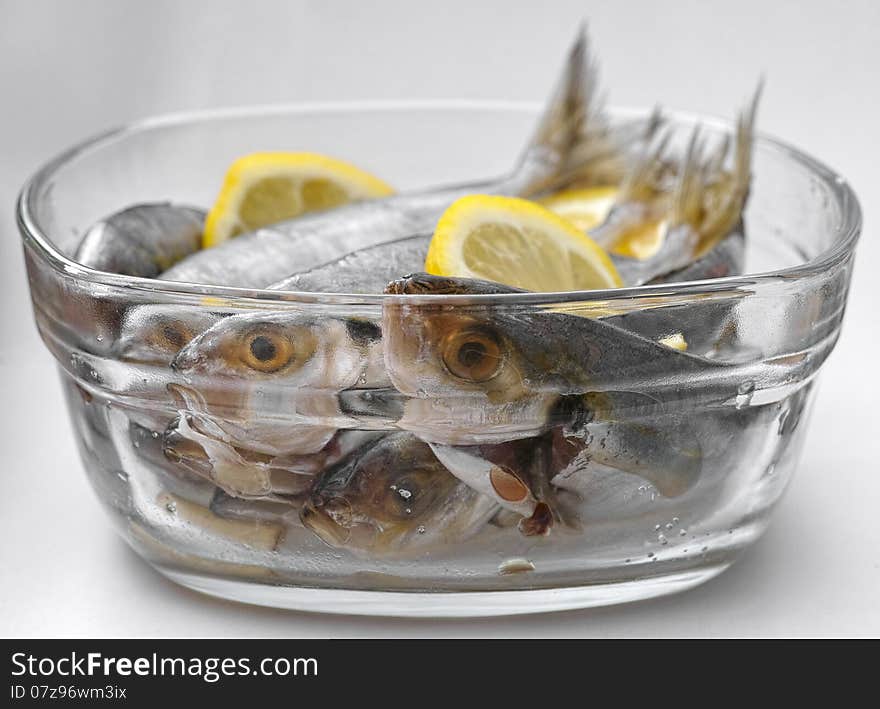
[417,525,426,534]
[133,440,140,449]
[398,488,412,500]
[735,381,755,409]
[672,517,679,524]
[679,529,687,536]
[405,508,412,514]
[165,501,177,514]
[116,471,128,482]
[647,552,655,558]
[654,524,661,531]
[96,335,104,343]
[658,534,668,545]
[665,522,673,530]
[151,431,159,439]
[701,546,709,553]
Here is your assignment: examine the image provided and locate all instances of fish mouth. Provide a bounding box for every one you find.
[163,417,209,463]
[169,342,208,373]
[300,496,353,546]
[300,496,380,549]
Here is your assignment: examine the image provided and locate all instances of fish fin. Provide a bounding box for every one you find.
[671,125,708,229]
[618,124,674,205]
[509,25,629,196]
[698,82,761,250]
[676,83,761,255]
[588,125,673,250]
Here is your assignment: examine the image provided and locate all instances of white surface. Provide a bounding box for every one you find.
[1,0,878,638]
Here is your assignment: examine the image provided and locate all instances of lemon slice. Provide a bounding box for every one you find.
[607,219,666,259]
[658,332,688,351]
[540,186,665,260]
[425,195,622,291]
[203,152,394,247]
[538,186,617,233]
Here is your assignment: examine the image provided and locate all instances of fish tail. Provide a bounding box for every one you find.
[689,83,762,252]
[587,124,673,251]
[671,125,708,229]
[509,24,643,196]
[618,124,674,204]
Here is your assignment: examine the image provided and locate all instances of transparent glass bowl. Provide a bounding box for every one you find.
[18,102,860,617]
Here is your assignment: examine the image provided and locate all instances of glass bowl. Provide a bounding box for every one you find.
[18,102,860,617]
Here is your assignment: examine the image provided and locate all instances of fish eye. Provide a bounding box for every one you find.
[147,321,194,351]
[441,327,505,382]
[239,329,297,373]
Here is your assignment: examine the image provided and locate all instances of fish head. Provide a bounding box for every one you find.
[171,311,369,387]
[168,312,372,455]
[382,274,596,442]
[382,274,536,402]
[115,305,220,365]
[300,434,461,552]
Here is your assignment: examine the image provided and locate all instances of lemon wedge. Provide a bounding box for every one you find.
[658,332,688,351]
[540,186,665,260]
[538,186,617,233]
[203,152,394,247]
[425,195,622,291]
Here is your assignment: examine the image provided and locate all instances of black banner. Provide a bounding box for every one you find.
[0,639,868,702]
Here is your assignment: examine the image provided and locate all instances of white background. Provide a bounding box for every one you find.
[1,0,878,637]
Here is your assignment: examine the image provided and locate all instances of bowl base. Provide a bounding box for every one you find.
[157,563,732,618]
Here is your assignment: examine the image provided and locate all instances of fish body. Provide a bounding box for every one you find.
[271,233,432,294]
[650,224,745,284]
[74,203,205,278]
[300,433,498,553]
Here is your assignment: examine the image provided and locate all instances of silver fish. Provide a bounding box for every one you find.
[382,273,735,446]
[266,117,659,295]
[158,29,623,288]
[300,433,498,553]
[169,311,387,456]
[74,203,205,277]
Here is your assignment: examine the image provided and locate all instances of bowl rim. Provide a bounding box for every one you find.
[17,99,862,306]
